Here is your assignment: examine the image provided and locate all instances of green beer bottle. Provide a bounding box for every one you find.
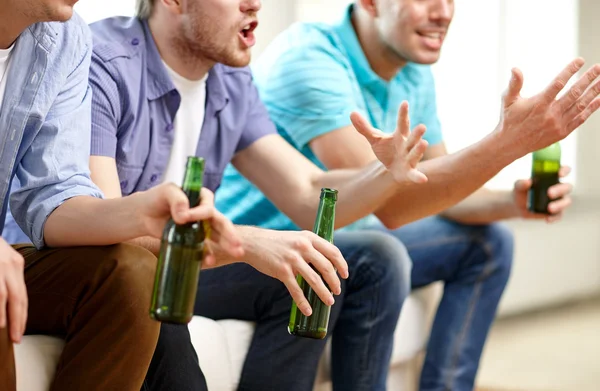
[288,188,338,339]
[150,156,207,324]
[528,143,561,214]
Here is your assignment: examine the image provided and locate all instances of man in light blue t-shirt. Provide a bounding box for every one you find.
[217,1,585,390]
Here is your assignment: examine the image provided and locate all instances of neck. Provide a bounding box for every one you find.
[148,16,213,81]
[0,9,30,49]
[352,8,406,81]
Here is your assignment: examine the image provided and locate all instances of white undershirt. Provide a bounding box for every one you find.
[0,43,15,111]
[162,61,208,186]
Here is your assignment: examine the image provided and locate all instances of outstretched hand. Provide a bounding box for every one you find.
[351,101,429,184]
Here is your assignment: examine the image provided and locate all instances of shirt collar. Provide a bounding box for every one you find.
[141,19,176,101]
[333,4,385,89]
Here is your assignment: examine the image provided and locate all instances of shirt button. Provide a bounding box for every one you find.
[120,180,128,189]
[131,38,140,46]
[150,174,158,182]
[165,124,173,132]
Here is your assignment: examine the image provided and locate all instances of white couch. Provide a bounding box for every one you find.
[14,286,440,391]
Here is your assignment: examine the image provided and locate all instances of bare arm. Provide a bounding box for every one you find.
[233,102,428,230]
[310,60,599,228]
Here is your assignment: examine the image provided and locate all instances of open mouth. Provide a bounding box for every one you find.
[239,21,258,48]
[416,31,444,50]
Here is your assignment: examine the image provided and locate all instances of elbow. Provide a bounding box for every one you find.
[376,213,404,231]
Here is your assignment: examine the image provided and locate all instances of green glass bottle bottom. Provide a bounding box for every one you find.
[288,273,330,340]
[150,243,201,324]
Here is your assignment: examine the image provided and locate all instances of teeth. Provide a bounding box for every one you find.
[242,25,251,31]
[421,33,441,39]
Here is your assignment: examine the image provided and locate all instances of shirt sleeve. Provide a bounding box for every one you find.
[254,42,363,150]
[89,51,122,158]
[235,71,278,153]
[9,26,103,249]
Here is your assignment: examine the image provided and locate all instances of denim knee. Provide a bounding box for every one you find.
[477,223,514,283]
[356,231,412,307]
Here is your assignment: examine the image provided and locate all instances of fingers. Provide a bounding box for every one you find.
[6,277,27,343]
[395,101,410,138]
[547,195,572,215]
[186,188,217,222]
[503,68,525,106]
[294,260,334,307]
[558,64,600,113]
[548,182,572,200]
[162,184,197,224]
[559,165,572,178]
[566,96,600,131]
[303,246,341,296]
[0,282,6,330]
[309,235,349,279]
[207,211,244,258]
[405,124,427,152]
[541,58,585,104]
[282,275,312,317]
[351,111,385,144]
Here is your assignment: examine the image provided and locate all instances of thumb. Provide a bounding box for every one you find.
[350,111,384,144]
[503,68,524,106]
[163,185,190,224]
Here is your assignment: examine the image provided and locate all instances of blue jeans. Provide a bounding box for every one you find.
[195,230,411,391]
[373,216,514,391]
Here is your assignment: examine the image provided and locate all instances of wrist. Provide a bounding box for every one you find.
[125,191,154,238]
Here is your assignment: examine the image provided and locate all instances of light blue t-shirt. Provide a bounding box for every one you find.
[216,4,443,231]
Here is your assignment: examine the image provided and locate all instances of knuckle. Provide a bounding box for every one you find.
[576,100,587,113]
[12,254,24,267]
[293,238,311,252]
[553,79,566,92]
[569,87,581,100]
[306,272,321,286]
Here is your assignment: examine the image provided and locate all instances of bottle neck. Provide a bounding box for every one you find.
[181,157,204,208]
[313,198,336,243]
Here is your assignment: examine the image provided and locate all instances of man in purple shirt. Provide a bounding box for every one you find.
[86,1,600,391]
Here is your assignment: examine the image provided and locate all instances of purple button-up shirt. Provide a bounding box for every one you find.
[88,17,276,194]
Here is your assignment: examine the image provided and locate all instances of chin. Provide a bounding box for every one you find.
[50,6,75,22]
[222,52,252,68]
[412,51,442,65]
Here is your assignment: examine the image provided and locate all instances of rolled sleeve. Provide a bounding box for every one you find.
[10,32,103,249]
[235,76,278,152]
[89,53,121,158]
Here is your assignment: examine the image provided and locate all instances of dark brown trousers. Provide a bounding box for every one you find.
[0,243,160,391]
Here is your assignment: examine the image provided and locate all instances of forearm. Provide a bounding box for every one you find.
[376,132,519,228]
[440,188,519,225]
[205,225,266,268]
[44,194,146,247]
[307,161,400,229]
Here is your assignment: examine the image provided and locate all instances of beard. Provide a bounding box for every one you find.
[174,3,252,69]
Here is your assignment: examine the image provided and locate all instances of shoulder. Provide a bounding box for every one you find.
[28,12,92,68]
[255,21,351,79]
[89,16,145,64]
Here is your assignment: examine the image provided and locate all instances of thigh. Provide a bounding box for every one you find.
[16,243,156,336]
[195,263,291,322]
[377,217,485,288]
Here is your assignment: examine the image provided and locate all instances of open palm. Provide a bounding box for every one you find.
[350,101,429,184]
